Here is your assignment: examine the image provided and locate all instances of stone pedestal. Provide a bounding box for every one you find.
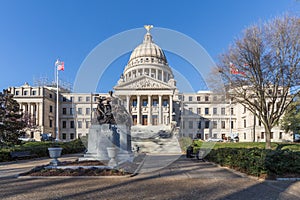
[80,124,133,162]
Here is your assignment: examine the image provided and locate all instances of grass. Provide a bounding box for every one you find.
[180,138,300,152]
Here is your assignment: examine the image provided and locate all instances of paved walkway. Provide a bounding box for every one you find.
[0,154,299,200]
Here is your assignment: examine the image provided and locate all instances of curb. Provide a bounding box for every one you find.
[17,175,132,179]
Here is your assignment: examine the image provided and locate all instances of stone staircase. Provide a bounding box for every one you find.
[131,125,182,154]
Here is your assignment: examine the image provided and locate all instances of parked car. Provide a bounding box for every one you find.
[206,138,223,142]
[18,137,35,142]
[40,133,54,141]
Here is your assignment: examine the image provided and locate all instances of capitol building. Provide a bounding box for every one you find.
[7,27,292,143]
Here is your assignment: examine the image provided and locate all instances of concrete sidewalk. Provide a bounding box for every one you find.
[0,154,81,178]
[0,154,299,200]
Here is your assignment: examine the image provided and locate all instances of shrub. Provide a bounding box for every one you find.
[205,148,300,178]
[0,139,86,162]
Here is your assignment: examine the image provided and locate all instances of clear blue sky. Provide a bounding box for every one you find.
[0,0,299,93]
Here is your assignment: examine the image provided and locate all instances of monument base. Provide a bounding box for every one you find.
[79,124,133,163]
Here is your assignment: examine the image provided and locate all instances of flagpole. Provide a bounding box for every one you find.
[229,63,232,140]
[56,60,59,141]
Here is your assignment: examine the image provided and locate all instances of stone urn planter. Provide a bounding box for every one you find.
[48,147,63,166]
[107,147,118,167]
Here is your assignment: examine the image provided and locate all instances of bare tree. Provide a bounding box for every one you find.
[217,15,300,149]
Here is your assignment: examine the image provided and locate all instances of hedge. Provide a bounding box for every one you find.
[0,139,86,162]
[205,148,300,178]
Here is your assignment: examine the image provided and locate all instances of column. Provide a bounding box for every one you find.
[126,95,130,113]
[158,95,162,124]
[30,103,34,121]
[137,95,141,125]
[147,95,152,125]
[36,103,39,125]
[162,71,164,82]
[169,95,173,124]
[156,69,158,79]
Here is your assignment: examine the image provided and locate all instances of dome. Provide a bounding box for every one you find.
[128,32,167,65]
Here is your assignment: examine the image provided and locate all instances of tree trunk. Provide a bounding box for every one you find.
[265,126,272,149]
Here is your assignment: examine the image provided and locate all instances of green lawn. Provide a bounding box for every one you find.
[184,138,300,152]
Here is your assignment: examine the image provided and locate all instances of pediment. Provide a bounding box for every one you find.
[114,76,174,90]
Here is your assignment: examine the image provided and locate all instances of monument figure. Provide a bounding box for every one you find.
[81,91,133,163]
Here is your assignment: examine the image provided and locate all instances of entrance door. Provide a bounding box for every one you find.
[152,115,158,125]
[142,115,148,125]
[132,115,137,125]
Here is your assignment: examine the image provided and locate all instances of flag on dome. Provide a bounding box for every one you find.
[55,59,64,71]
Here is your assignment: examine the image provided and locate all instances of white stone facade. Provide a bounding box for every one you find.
[7,28,293,142]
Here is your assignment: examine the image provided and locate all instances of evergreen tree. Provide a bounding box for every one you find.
[280,96,300,140]
[0,89,26,145]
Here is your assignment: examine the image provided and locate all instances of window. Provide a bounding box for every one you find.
[231,121,234,129]
[197,108,201,115]
[62,133,67,140]
[261,132,265,139]
[198,121,202,129]
[197,96,201,101]
[244,133,246,140]
[78,121,82,129]
[189,121,193,129]
[278,90,282,95]
[49,94,53,98]
[221,107,225,115]
[49,119,53,128]
[213,108,217,115]
[62,121,67,128]
[152,99,158,106]
[70,97,73,102]
[70,133,75,140]
[270,132,274,139]
[50,105,53,113]
[86,96,90,102]
[231,108,234,115]
[77,108,82,115]
[32,90,36,95]
[221,96,225,101]
[221,121,225,129]
[279,132,283,139]
[189,96,193,101]
[63,97,67,102]
[243,106,247,113]
[189,108,193,115]
[244,119,246,128]
[205,108,209,115]
[86,121,90,129]
[86,108,90,115]
[213,96,217,101]
[132,99,137,107]
[23,91,28,95]
[213,121,217,129]
[70,108,73,115]
[15,91,19,95]
[142,100,148,106]
[205,121,210,128]
[268,89,272,94]
[163,100,168,106]
[205,96,209,101]
[62,108,67,115]
[70,121,74,129]
[78,96,82,102]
